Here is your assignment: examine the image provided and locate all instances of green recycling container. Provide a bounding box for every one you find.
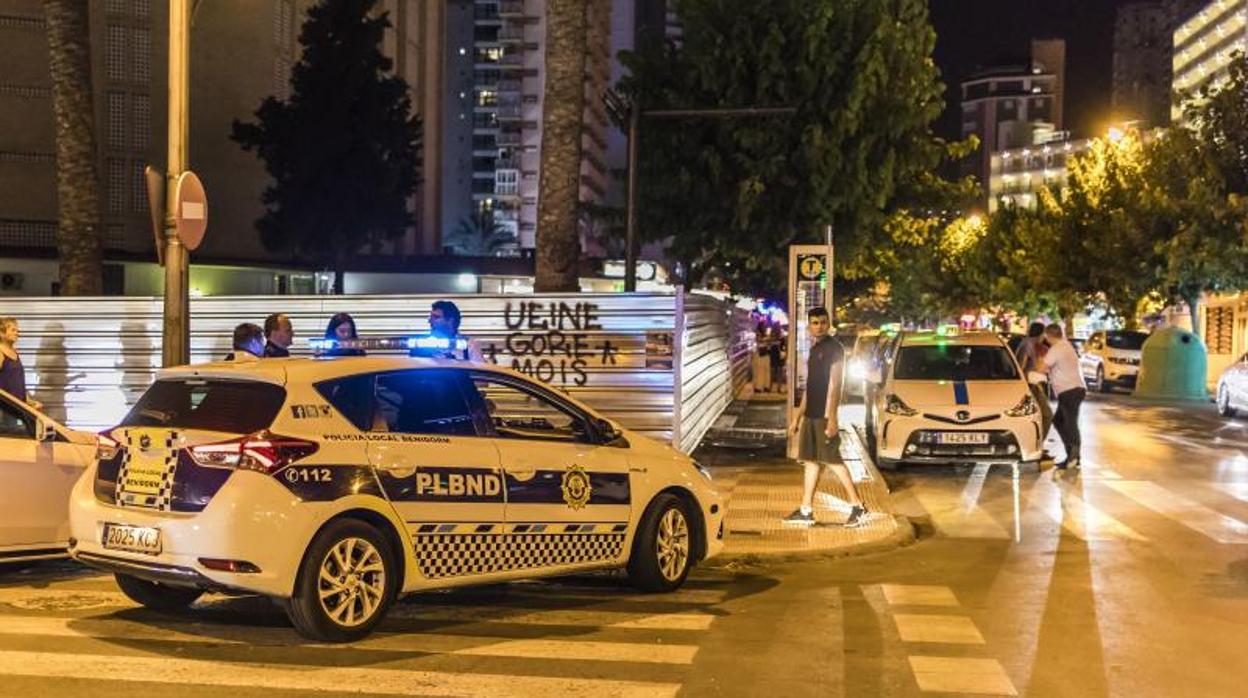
[1135,326,1208,401]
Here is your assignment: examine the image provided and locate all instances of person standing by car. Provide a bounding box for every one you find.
[0,317,37,408]
[263,313,294,358]
[1015,321,1054,447]
[421,300,482,361]
[224,323,264,362]
[752,322,772,392]
[322,312,365,357]
[783,308,867,527]
[1041,323,1086,469]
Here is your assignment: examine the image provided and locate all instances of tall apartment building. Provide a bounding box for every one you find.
[442,0,612,251]
[1112,0,1210,128]
[1172,0,1248,120]
[960,39,1066,204]
[0,0,441,295]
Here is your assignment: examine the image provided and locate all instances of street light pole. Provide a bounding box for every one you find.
[622,106,796,289]
[161,0,190,367]
[624,104,639,292]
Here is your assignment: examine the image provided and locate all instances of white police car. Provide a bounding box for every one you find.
[866,330,1043,469]
[68,356,723,641]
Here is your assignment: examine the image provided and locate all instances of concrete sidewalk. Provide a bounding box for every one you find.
[694,395,914,560]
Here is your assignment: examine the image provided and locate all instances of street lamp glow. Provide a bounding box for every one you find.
[1107,126,1126,143]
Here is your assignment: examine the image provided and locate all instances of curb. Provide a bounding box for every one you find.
[704,424,917,567]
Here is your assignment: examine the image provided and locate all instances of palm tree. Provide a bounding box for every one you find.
[43,0,103,295]
[534,0,587,291]
[444,210,517,256]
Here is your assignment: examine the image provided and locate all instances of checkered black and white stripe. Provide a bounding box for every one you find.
[115,432,180,511]
[414,533,626,580]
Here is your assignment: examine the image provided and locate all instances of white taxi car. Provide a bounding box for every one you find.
[68,357,723,641]
[1079,330,1147,393]
[866,331,1043,469]
[0,390,97,567]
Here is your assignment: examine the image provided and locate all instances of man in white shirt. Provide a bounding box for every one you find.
[1040,323,1087,469]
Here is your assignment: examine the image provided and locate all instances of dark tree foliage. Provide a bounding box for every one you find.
[618,0,949,291]
[232,0,421,293]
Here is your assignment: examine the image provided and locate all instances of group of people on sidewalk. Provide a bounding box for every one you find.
[223,301,476,363]
[751,323,787,394]
[778,309,1088,529]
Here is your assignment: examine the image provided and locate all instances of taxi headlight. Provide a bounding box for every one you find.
[1005,394,1039,417]
[884,394,918,417]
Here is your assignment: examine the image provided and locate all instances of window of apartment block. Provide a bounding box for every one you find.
[107,92,127,148]
[106,26,127,82]
[131,93,150,150]
[107,158,126,214]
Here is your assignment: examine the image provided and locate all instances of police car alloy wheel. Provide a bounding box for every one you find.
[286,519,397,643]
[114,573,203,612]
[627,494,692,592]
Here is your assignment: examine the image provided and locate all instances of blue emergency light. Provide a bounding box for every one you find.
[308,334,469,355]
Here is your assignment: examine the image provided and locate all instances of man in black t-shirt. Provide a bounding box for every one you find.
[782,308,868,527]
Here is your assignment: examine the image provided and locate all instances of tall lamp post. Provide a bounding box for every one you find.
[160,0,191,367]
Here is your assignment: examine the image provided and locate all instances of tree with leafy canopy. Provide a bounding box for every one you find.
[1144,54,1248,334]
[617,0,950,290]
[442,210,516,257]
[231,0,421,294]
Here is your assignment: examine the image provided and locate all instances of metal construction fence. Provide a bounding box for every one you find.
[2,291,752,452]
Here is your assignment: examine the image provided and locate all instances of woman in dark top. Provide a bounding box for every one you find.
[322,313,366,357]
[0,317,35,407]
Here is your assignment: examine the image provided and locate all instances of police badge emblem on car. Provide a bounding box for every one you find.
[561,464,592,509]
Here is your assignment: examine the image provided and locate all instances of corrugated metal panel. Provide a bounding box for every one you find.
[4,291,742,451]
[674,294,752,454]
[1,293,679,441]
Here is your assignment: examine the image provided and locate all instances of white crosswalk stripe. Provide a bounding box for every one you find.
[0,581,723,697]
[0,649,681,698]
[1103,480,1248,544]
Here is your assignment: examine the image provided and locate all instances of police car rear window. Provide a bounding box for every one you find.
[894,345,1019,381]
[119,379,286,433]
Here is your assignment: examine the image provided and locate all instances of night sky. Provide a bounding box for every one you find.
[930,0,1138,142]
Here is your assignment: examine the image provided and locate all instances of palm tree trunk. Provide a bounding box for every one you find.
[534,0,587,292]
[44,0,103,295]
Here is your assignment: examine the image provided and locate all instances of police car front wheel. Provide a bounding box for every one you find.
[114,573,203,612]
[286,519,397,642]
[628,494,693,592]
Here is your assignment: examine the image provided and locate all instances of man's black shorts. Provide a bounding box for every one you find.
[798,417,842,463]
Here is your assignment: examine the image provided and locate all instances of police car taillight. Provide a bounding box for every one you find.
[188,434,318,474]
[96,430,122,461]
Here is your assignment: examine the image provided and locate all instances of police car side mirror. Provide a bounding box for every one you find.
[591,417,624,445]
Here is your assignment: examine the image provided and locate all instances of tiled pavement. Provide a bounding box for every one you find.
[696,396,914,558]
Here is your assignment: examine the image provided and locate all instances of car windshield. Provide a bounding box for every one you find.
[893,344,1020,381]
[1106,331,1148,350]
[118,378,286,433]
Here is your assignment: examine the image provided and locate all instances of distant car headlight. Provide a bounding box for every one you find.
[884,394,918,416]
[1005,394,1039,417]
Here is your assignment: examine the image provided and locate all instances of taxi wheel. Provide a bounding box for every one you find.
[627,494,692,593]
[1218,384,1236,417]
[114,573,203,612]
[286,519,396,643]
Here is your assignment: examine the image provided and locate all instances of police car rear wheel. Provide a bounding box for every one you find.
[628,494,692,592]
[114,573,203,612]
[286,520,395,642]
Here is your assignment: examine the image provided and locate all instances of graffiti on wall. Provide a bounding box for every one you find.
[480,301,619,386]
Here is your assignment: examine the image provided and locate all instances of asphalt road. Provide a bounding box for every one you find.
[1,393,1245,697]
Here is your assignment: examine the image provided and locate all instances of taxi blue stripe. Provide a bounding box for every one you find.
[953,380,969,405]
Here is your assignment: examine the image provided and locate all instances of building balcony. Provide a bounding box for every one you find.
[498,26,526,43]
[499,2,528,18]
[496,104,523,120]
[496,131,523,147]
[497,79,523,94]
